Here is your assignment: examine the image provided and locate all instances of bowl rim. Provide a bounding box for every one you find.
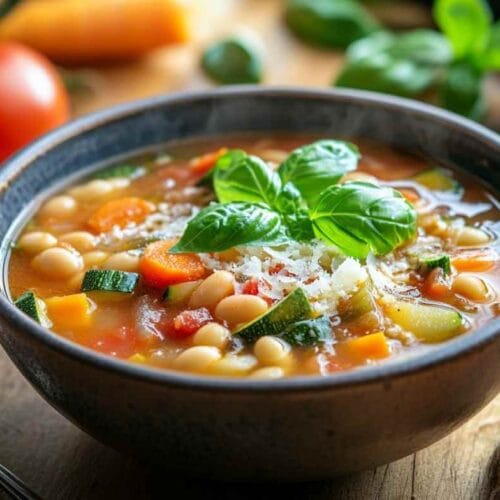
[1,85,499,393]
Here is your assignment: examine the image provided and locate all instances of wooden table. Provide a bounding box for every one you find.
[1,1,499,498]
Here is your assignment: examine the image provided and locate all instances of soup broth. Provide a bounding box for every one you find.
[8,134,500,379]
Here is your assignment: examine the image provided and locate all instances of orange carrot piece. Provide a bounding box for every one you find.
[451,250,497,272]
[422,267,450,300]
[190,148,228,175]
[87,197,154,233]
[337,332,390,362]
[0,0,193,64]
[139,240,206,288]
[45,293,93,330]
[399,188,420,204]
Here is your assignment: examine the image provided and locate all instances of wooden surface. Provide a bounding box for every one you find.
[1,1,499,498]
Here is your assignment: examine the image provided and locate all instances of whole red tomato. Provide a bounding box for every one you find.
[0,42,69,162]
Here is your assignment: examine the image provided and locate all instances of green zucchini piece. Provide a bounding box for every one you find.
[384,299,462,343]
[280,316,331,346]
[163,280,202,304]
[14,291,50,326]
[93,164,146,180]
[235,288,313,343]
[338,283,376,322]
[412,168,463,195]
[81,270,139,294]
[422,254,451,275]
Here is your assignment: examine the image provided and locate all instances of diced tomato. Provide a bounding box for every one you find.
[269,263,284,275]
[86,326,138,359]
[423,268,450,300]
[170,308,212,339]
[242,277,260,295]
[190,148,228,175]
[325,355,353,373]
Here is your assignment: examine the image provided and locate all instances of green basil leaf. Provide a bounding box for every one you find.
[202,38,262,85]
[197,149,247,188]
[278,140,360,206]
[214,151,281,206]
[310,182,417,259]
[0,0,20,17]
[434,0,492,59]
[280,316,332,346]
[285,0,380,49]
[336,53,436,98]
[170,202,290,253]
[478,21,500,70]
[440,60,486,120]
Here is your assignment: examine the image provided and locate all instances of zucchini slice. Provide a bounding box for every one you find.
[235,288,313,343]
[81,270,139,294]
[280,316,331,346]
[163,280,202,304]
[384,299,463,343]
[412,168,463,195]
[338,283,377,322]
[421,254,451,275]
[14,291,50,327]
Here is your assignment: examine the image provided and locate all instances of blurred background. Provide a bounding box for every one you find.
[0,0,498,164]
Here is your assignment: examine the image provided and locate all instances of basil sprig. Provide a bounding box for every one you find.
[172,141,417,258]
[334,0,500,119]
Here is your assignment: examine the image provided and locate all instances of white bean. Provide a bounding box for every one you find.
[189,271,235,309]
[254,336,291,365]
[249,367,285,380]
[210,354,258,376]
[32,247,83,278]
[69,180,114,201]
[215,295,268,326]
[18,232,57,255]
[39,195,77,219]
[173,346,221,372]
[83,251,109,268]
[60,231,97,252]
[103,251,140,272]
[452,274,489,301]
[455,227,490,246]
[192,322,231,349]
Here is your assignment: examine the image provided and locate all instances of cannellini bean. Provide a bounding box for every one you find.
[83,251,109,268]
[452,274,489,301]
[173,346,221,372]
[39,195,77,219]
[103,251,140,272]
[108,178,131,190]
[192,322,231,349]
[18,232,57,255]
[210,354,258,376]
[32,247,83,278]
[342,172,378,184]
[189,271,235,309]
[68,271,85,291]
[455,227,490,246]
[60,231,97,252]
[249,367,285,380]
[69,180,114,200]
[215,294,268,326]
[254,336,291,365]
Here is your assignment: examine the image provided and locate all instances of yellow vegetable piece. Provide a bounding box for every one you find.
[128,353,147,364]
[337,332,390,362]
[45,293,93,330]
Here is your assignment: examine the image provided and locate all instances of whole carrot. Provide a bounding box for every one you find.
[0,0,193,64]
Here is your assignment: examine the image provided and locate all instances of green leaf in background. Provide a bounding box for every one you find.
[434,0,492,59]
[285,0,380,49]
[280,316,332,346]
[440,60,486,120]
[278,140,360,206]
[170,202,290,253]
[310,182,417,259]
[336,53,436,98]
[479,21,500,70]
[0,0,20,17]
[202,38,262,85]
[214,151,281,206]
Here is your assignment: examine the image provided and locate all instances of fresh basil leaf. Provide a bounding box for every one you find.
[214,151,281,206]
[280,316,332,346]
[434,0,492,59]
[478,21,500,70]
[346,31,395,61]
[310,182,417,258]
[285,0,380,49]
[336,53,436,98]
[170,202,290,253]
[440,60,486,120]
[202,38,262,85]
[278,140,360,206]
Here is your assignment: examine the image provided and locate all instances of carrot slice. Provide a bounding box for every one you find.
[337,332,390,362]
[399,188,420,204]
[190,148,228,175]
[451,250,497,272]
[139,240,206,288]
[45,293,93,330]
[87,197,154,233]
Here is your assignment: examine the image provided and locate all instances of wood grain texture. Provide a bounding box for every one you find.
[1,1,499,498]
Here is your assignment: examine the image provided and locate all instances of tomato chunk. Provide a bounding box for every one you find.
[171,308,212,339]
[242,277,260,295]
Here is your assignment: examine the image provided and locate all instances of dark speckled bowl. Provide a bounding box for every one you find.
[0,88,499,481]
